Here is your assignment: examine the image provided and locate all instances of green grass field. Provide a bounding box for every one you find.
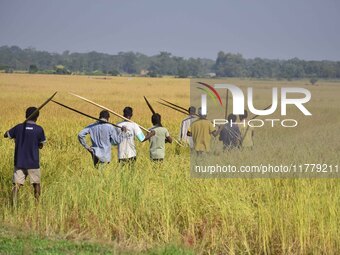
[0,226,193,255]
[0,74,339,254]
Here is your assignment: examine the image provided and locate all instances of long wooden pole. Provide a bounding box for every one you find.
[225,90,229,119]
[160,98,188,112]
[25,92,58,122]
[142,96,184,147]
[52,100,121,128]
[69,92,150,133]
[144,96,156,115]
[157,101,190,116]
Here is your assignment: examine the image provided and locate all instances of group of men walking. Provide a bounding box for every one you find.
[180,107,254,154]
[78,107,172,166]
[4,106,173,203]
[4,103,253,203]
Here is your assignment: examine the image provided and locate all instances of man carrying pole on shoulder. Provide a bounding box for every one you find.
[116,106,154,164]
[78,110,126,167]
[219,114,241,150]
[4,107,46,204]
[143,113,171,162]
[179,106,197,149]
[187,107,223,156]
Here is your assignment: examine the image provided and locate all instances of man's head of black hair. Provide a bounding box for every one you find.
[123,107,133,118]
[152,113,161,126]
[239,110,248,121]
[188,106,196,115]
[228,113,237,123]
[99,110,110,120]
[26,107,39,122]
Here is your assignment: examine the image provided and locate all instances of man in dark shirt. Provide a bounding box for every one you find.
[4,107,46,204]
[219,114,241,150]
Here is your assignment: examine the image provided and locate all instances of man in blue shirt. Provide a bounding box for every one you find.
[78,110,125,167]
[4,107,46,203]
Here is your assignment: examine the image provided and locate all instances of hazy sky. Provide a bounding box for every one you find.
[0,0,339,60]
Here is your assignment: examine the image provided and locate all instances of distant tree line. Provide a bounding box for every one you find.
[0,46,213,77]
[214,52,340,79]
[0,46,339,79]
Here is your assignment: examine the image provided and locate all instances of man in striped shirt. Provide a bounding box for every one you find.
[179,106,197,148]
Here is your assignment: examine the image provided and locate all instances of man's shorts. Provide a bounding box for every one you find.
[13,167,40,185]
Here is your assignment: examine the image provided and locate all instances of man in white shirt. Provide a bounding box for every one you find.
[116,107,153,163]
[179,106,197,148]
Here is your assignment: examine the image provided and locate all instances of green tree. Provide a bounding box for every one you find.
[214,52,247,77]
[109,69,120,76]
[29,64,38,73]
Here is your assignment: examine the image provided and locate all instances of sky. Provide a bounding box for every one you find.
[0,0,339,61]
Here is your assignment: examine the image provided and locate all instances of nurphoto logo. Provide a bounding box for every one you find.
[198,82,312,128]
